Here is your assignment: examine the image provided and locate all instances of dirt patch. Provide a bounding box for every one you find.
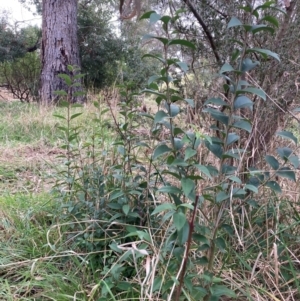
[0,88,16,101]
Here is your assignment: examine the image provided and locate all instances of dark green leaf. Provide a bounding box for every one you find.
[168,39,196,50]
[173,212,187,231]
[247,48,280,61]
[288,155,300,169]
[204,97,229,107]
[241,87,266,100]
[70,113,83,120]
[266,181,282,193]
[181,178,195,198]
[234,95,253,110]
[277,147,292,160]
[232,120,252,132]
[140,10,156,20]
[245,184,258,193]
[54,90,68,96]
[58,73,72,86]
[277,131,297,144]
[154,110,168,124]
[251,25,275,34]
[215,237,227,252]
[153,144,172,159]
[265,155,279,170]
[158,186,181,194]
[276,167,296,182]
[53,114,66,120]
[216,191,229,203]
[226,133,240,146]
[261,15,279,27]
[195,165,213,179]
[205,142,223,158]
[247,199,259,208]
[174,138,184,150]
[210,284,236,298]
[205,108,229,125]
[142,89,167,99]
[151,203,176,215]
[220,224,234,236]
[143,54,165,64]
[177,221,190,245]
[122,204,130,216]
[184,147,197,161]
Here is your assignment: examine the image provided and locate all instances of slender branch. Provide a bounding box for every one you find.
[174,195,199,301]
[182,0,222,65]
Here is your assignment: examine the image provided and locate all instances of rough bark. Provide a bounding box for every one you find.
[40,0,84,104]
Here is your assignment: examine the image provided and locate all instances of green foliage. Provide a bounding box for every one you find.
[2,2,299,300]
[0,52,40,101]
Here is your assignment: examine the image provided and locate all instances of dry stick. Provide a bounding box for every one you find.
[174,195,199,301]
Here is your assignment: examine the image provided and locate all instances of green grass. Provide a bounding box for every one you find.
[0,194,96,301]
[0,99,300,301]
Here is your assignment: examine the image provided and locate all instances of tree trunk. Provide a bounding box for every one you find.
[40,0,84,104]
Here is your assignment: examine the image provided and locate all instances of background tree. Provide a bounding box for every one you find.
[40,0,84,104]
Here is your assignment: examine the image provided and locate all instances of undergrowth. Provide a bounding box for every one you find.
[0,4,300,301]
